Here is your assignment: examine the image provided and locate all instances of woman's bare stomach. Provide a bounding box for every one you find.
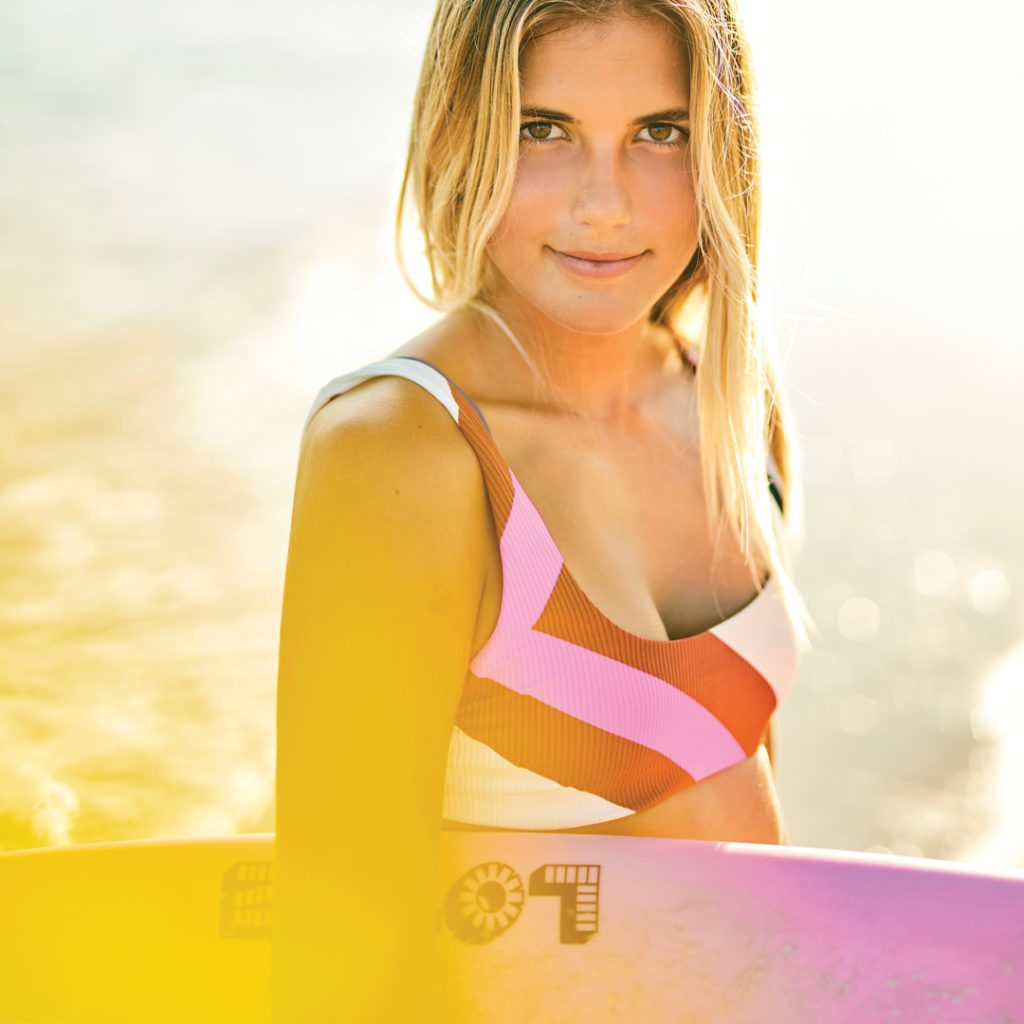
[441,746,787,844]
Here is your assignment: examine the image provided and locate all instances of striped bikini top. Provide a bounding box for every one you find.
[305,353,800,830]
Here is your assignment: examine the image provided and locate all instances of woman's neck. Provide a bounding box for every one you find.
[467,293,685,425]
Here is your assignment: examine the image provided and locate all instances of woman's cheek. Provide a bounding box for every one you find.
[633,151,693,192]
[508,152,575,210]
[636,161,697,235]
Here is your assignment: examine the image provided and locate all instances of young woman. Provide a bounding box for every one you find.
[273,0,815,1019]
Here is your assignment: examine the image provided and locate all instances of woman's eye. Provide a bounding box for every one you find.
[519,120,688,146]
[519,121,568,143]
[638,123,689,146]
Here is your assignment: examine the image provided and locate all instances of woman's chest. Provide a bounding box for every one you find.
[450,401,785,845]
[468,400,767,656]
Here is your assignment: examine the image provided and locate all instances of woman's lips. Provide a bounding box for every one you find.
[548,246,648,278]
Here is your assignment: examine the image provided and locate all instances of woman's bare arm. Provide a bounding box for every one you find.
[271,378,490,1022]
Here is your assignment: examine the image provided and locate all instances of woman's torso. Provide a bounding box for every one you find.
[377,311,792,844]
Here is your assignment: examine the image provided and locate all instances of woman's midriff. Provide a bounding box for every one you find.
[440,746,787,844]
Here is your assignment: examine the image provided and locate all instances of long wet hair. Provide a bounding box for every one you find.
[395,0,817,651]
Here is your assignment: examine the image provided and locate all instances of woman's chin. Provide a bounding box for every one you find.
[535,297,651,336]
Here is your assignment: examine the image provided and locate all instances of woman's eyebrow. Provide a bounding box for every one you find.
[520,105,690,124]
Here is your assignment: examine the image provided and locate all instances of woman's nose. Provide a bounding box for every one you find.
[571,145,631,231]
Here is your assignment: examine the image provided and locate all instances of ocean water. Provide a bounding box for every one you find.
[1,0,1022,867]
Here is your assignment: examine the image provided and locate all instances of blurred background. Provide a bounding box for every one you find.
[1,0,1022,867]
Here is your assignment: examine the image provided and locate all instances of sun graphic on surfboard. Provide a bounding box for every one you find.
[443,861,526,944]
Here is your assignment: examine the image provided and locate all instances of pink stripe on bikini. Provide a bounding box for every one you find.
[477,473,563,633]
[471,476,747,780]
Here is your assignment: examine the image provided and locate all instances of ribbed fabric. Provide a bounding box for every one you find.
[305,354,800,829]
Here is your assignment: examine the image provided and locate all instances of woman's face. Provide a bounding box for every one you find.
[487,14,698,335]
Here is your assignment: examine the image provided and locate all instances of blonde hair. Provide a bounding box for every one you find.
[395,0,817,652]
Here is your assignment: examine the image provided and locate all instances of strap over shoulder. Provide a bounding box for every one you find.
[303,357,460,435]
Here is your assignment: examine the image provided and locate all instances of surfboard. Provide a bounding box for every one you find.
[0,832,1021,1022]
[436,833,1024,1023]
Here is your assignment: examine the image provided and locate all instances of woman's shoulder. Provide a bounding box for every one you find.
[305,322,474,443]
[302,365,484,510]
[298,334,494,555]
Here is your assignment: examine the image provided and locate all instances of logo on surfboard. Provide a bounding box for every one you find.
[220,860,273,939]
[443,861,601,945]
